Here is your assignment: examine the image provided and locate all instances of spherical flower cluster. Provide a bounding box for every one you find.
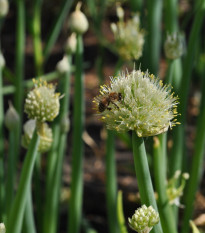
[128,205,160,233]
[164,32,185,60]
[22,120,53,153]
[0,0,9,18]
[93,69,179,137]
[111,6,144,61]
[69,2,89,34]
[24,79,60,122]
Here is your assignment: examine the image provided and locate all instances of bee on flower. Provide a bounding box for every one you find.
[93,69,179,137]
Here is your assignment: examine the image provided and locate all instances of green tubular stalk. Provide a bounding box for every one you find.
[22,188,36,233]
[32,0,43,76]
[68,35,84,233]
[132,132,163,233]
[117,190,128,233]
[106,130,119,233]
[0,50,5,222]
[153,135,178,233]
[5,131,16,219]
[43,57,71,233]
[181,69,205,233]
[43,0,74,60]
[7,129,39,233]
[164,0,178,33]
[169,0,205,177]
[145,0,162,75]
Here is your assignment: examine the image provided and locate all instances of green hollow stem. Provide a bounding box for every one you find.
[32,0,43,76]
[106,130,119,233]
[7,129,39,233]
[117,190,128,233]
[22,187,36,233]
[169,0,205,177]
[144,0,162,75]
[181,70,205,233]
[5,131,16,220]
[153,135,178,233]
[43,0,74,60]
[43,58,71,233]
[0,51,5,222]
[105,58,123,233]
[132,132,163,233]
[68,35,84,233]
[164,0,178,33]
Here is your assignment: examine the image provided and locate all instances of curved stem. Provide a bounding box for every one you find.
[7,129,39,233]
[68,35,84,233]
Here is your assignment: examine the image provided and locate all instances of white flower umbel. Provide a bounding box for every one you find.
[128,205,160,233]
[0,223,5,233]
[93,69,179,137]
[164,32,185,60]
[24,79,60,122]
[111,6,144,61]
[0,52,5,68]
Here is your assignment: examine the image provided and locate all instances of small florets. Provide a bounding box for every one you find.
[111,5,144,61]
[128,205,160,233]
[164,32,185,60]
[93,69,179,137]
[24,79,60,122]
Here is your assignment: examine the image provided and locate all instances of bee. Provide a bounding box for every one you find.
[98,92,122,112]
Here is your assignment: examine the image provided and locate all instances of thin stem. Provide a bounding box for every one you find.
[5,131,16,219]
[132,132,163,233]
[117,191,128,233]
[43,57,71,233]
[153,136,178,233]
[68,35,84,233]
[0,51,5,222]
[169,0,205,177]
[106,130,119,233]
[43,0,74,60]
[7,129,39,233]
[32,0,43,76]
[22,187,36,233]
[143,0,162,75]
[181,66,205,233]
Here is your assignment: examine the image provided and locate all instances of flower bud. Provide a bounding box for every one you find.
[0,0,9,18]
[111,7,144,61]
[164,32,185,60]
[69,2,89,34]
[60,115,70,133]
[4,102,20,131]
[22,120,53,153]
[56,55,70,74]
[65,33,77,54]
[0,223,6,233]
[0,52,5,68]
[24,79,60,122]
[128,205,159,233]
[93,69,179,137]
